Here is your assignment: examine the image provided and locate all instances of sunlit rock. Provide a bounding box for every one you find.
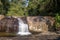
[0,15,5,20]
[27,16,55,33]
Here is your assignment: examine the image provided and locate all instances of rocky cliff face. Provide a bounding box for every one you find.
[0,15,55,34]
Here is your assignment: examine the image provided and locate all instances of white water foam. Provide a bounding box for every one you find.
[17,18,31,35]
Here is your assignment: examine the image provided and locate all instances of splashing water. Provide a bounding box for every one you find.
[17,18,31,35]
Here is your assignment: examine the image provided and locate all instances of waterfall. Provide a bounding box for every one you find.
[17,18,31,35]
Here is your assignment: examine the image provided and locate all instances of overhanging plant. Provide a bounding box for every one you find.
[55,13,60,31]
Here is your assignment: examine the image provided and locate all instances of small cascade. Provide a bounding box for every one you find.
[17,18,31,35]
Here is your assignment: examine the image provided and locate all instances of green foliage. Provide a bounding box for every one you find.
[6,1,27,16]
[6,1,28,16]
[55,13,60,28]
[0,0,10,15]
[0,1,3,14]
[27,0,52,16]
[27,0,60,16]
[0,0,60,16]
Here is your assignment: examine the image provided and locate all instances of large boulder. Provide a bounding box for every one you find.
[0,16,18,33]
[27,16,55,33]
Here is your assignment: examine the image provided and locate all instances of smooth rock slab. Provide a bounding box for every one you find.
[0,34,60,40]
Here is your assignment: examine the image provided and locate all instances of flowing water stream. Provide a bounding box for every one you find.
[17,18,31,35]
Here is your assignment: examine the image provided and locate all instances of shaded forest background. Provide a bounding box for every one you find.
[0,0,60,16]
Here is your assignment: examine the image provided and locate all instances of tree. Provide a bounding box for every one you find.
[27,0,60,16]
[0,0,3,14]
[26,0,51,16]
[0,0,10,15]
[6,0,29,16]
[0,0,60,16]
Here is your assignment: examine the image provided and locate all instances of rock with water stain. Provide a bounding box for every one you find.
[0,16,18,33]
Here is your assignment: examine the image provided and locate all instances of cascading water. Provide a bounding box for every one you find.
[17,18,31,35]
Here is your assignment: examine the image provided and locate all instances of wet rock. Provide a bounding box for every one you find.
[44,16,55,31]
[13,16,27,24]
[0,34,59,40]
[0,16,18,33]
[27,16,55,33]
